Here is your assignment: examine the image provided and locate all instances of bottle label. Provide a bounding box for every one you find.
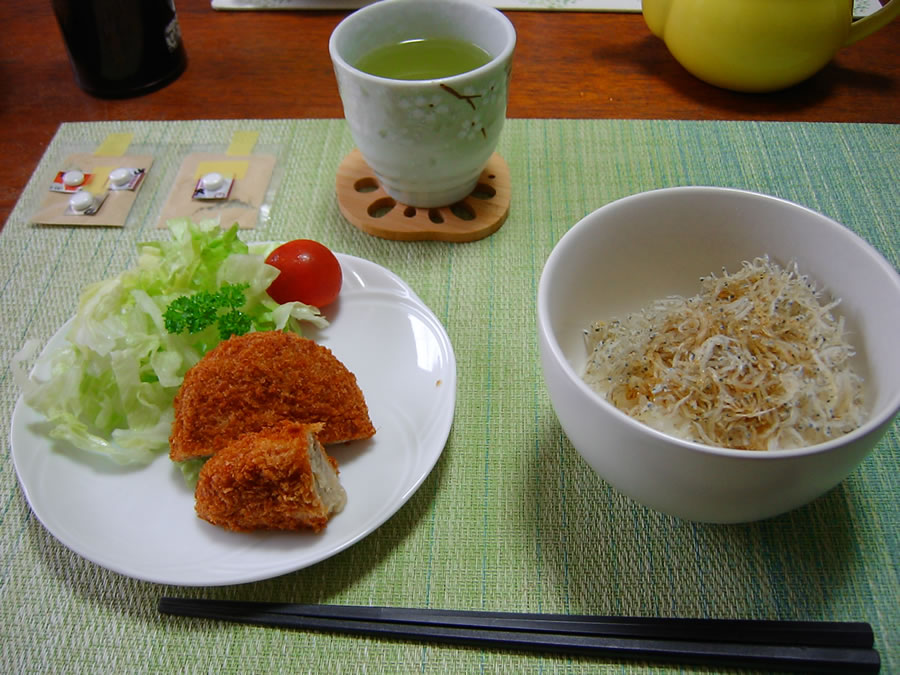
[164,18,183,53]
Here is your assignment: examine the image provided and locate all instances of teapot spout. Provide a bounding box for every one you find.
[641,0,672,38]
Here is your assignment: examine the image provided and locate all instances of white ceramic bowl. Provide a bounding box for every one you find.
[537,187,900,523]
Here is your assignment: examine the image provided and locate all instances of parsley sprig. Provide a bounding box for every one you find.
[163,282,252,340]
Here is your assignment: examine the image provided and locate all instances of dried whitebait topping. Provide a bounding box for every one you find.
[583,256,866,450]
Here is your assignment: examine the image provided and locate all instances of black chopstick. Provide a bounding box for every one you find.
[158,598,881,674]
[158,599,874,647]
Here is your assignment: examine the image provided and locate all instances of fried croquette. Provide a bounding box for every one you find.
[195,421,347,532]
[169,331,375,462]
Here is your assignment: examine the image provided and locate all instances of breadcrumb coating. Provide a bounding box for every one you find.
[170,330,375,462]
[195,421,347,532]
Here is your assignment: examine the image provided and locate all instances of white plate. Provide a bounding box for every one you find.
[10,254,456,586]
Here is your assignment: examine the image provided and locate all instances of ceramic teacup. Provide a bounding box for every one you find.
[329,0,516,208]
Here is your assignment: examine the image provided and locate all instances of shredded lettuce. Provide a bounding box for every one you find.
[14,219,328,466]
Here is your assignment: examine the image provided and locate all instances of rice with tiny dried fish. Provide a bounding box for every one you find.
[582,256,866,450]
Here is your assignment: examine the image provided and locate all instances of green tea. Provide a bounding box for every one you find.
[354,37,492,80]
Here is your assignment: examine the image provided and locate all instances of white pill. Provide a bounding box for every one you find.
[109,168,133,187]
[200,172,225,191]
[69,191,95,213]
[62,170,85,187]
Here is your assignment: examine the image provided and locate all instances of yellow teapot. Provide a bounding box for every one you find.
[642,0,900,92]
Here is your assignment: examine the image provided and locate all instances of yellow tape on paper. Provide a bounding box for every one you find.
[194,160,250,181]
[86,166,114,194]
[94,133,133,157]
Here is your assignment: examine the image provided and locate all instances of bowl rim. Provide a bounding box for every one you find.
[329,0,517,88]
[537,186,900,461]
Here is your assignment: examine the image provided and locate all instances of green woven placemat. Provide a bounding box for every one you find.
[1,119,897,673]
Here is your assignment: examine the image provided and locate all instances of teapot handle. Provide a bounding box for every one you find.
[846,0,900,45]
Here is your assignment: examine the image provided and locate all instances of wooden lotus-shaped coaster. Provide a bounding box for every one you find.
[336,149,511,242]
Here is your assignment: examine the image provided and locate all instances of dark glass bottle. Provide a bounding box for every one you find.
[51,0,187,98]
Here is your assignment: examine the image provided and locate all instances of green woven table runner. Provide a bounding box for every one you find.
[1,119,897,673]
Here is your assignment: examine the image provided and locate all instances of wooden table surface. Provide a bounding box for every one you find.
[1,0,898,228]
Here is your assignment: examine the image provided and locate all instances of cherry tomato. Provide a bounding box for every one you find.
[265,239,342,308]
